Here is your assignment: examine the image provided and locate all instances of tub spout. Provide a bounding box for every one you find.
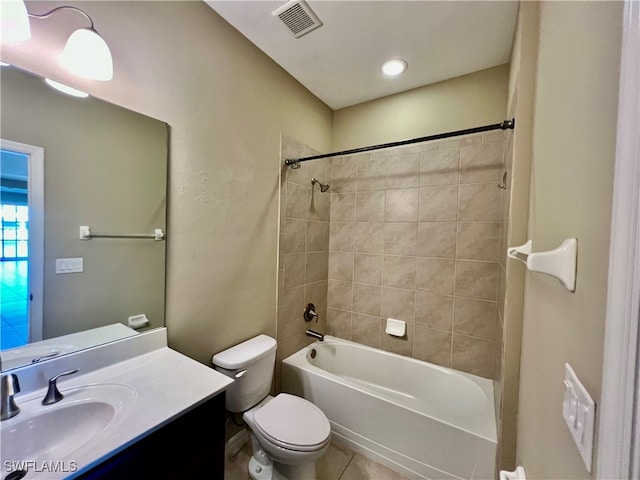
[305,329,324,341]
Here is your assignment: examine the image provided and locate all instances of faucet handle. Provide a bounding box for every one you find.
[2,374,20,395]
[42,369,79,405]
[304,303,318,322]
[1,374,21,420]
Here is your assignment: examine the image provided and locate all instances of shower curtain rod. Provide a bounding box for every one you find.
[285,119,515,168]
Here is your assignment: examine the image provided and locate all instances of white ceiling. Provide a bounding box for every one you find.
[205,1,519,110]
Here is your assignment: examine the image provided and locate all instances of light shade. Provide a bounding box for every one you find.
[0,0,31,43]
[44,78,89,98]
[61,28,113,81]
[382,58,408,77]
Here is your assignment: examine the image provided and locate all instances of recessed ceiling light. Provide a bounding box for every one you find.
[382,58,408,77]
[44,78,89,98]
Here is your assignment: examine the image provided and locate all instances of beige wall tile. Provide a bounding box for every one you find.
[278,283,305,309]
[306,221,327,252]
[330,193,356,222]
[413,325,452,367]
[415,292,453,331]
[354,222,385,253]
[417,222,457,258]
[284,252,306,289]
[355,191,386,221]
[306,251,328,284]
[352,313,381,348]
[285,182,311,220]
[452,334,496,378]
[458,184,501,221]
[327,279,353,310]
[454,297,498,340]
[455,260,498,300]
[328,251,354,281]
[385,154,420,189]
[356,156,387,191]
[418,185,459,221]
[309,188,330,221]
[331,156,358,193]
[383,255,416,289]
[280,218,306,254]
[384,222,417,255]
[420,148,460,186]
[380,287,415,322]
[354,253,383,285]
[329,222,355,252]
[456,222,500,261]
[385,188,419,221]
[353,283,382,317]
[304,280,327,312]
[460,141,504,184]
[327,308,352,339]
[416,257,455,295]
[437,135,482,150]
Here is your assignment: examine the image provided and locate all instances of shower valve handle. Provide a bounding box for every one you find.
[304,303,318,322]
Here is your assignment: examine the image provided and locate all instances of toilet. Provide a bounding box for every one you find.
[212,334,331,480]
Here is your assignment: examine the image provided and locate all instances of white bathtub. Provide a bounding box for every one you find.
[282,336,497,480]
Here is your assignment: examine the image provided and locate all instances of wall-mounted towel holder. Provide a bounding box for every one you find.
[507,238,577,292]
[79,225,165,241]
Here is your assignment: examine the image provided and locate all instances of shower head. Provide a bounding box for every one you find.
[311,178,330,192]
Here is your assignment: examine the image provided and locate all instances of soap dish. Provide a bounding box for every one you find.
[385,318,406,337]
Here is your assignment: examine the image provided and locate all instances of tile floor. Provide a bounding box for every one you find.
[225,437,410,480]
[0,260,29,349]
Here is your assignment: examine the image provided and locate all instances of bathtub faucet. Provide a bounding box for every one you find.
[305,329,324,341]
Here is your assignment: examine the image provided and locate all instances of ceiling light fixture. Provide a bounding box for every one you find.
[382,58,408,77]
[0,2,113,81]
[44,78,89,98]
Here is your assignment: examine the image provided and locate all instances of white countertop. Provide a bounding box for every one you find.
[0,329,233,479]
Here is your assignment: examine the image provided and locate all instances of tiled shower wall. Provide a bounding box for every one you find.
[325,131,506,379]
[276,134,331,389]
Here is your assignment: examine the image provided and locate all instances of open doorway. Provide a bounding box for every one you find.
[0,139,44,349]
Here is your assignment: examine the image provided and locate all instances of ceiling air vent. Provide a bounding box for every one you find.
[271,0,323,39]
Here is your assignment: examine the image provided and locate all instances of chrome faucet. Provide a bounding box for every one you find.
[1,374,21,420]
[42,369,79,405]
[305,329,324,341]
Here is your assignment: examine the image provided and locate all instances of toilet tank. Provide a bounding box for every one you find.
[212,334,277,413]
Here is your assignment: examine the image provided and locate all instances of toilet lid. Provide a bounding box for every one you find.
[253,393,331,451]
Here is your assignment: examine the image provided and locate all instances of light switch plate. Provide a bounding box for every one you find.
[562,363,595,472]
[55,257,83,274]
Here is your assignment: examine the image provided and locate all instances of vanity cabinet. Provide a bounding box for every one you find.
[77,392,225,480]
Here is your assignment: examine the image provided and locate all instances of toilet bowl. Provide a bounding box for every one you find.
[243,394,331,479]
[212,335,331,480]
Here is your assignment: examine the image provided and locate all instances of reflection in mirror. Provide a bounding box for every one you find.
[0,66,168,371]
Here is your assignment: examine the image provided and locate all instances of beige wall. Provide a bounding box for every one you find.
[517,2,622,478]
[1,1,333,363]
[1,66,167,339]
[332,65,510,151]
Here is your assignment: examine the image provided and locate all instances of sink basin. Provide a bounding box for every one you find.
[1,384,137,477]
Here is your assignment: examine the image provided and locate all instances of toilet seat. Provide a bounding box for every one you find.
[253,393,331,452]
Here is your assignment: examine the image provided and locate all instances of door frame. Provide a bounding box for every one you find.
[597,0,640,477]
[1,138,44,343]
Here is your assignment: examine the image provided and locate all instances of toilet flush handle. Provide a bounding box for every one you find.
[234,370,247,379]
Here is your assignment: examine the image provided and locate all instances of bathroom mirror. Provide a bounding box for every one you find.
[0,66,168,371]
